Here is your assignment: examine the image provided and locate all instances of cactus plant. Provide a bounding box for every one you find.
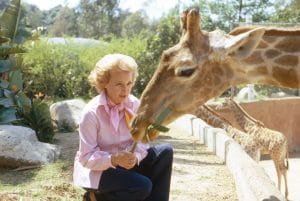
[0,0,30,124]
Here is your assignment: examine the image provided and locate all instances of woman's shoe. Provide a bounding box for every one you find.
[83,191,97,201]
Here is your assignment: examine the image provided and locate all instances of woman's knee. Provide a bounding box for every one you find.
[131,176,152,200]
[161,144,173,161]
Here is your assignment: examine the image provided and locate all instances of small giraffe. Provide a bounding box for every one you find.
[195,105,260,161]
[223,98,289,199]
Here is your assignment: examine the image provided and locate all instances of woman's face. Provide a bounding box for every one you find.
[105,69,134,104]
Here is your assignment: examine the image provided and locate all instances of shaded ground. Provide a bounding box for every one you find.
[55,129,238,201]
[0,118,238,201]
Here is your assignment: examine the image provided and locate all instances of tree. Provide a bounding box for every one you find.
[270,0,300,23]
[48,7,78,37]
[121,11,149,38]
[196,0,274,32]
[134,8,181,95]
[77,0,123,39]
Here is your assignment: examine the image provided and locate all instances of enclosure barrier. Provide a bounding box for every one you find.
[190,117,285,201]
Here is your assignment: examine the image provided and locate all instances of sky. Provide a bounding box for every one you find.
[23,0,195,20]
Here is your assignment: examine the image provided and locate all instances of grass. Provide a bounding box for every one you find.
[0,159,84,201]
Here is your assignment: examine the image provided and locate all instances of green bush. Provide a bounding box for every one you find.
[22,36,147,100]
[22,41,91,99]
[15,99,55,143]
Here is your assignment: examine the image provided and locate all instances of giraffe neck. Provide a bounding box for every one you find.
[227,100,259,132]
[235,31,300,88]
[195,105,247,138]
[195,105,231,129]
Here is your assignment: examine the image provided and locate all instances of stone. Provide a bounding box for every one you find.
[0,125,60,168]
[50,99,86,130]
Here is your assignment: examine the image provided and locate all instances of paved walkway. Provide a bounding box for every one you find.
[259,152,300,201]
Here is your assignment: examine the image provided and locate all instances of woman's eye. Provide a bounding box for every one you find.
[177,68,195,77]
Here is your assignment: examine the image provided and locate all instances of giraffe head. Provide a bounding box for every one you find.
[130,8,265,141]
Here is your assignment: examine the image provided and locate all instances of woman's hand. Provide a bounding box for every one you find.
[111,150,137,169]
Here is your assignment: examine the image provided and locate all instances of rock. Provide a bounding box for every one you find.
[0,125,60,168]
[50,99,86,131]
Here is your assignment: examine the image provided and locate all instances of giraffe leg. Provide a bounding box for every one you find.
[280,158,288,199]
[272,157,281,191]
[282,169,288,199]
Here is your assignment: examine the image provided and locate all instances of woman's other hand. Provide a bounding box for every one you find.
[111,150,137,169]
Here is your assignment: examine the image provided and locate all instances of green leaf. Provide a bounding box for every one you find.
[0,107,16,124]
[3,89,13,98]
[9,69,23,91]
[0,36,10,43]
[15,91,31,108]
[0,0,21,41]
[0,59,13,73]
[0,80,9,88]
[0,97,14,107]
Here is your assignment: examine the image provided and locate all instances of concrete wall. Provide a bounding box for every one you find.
[209,97,300,152]
[189,117,285,201]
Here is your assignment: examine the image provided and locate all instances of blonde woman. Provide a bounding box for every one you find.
[73,54,173,201]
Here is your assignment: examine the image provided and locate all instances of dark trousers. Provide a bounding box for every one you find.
[93,143,173,201]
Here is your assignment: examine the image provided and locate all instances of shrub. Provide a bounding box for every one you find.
[15,99,55,143]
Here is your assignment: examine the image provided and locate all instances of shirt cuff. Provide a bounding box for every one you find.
[134,153,142,165]
[108,154,116,169]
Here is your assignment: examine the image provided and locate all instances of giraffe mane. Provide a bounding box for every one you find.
[227,98,265,127]
[230,26,300,36]
[202,104,233,126]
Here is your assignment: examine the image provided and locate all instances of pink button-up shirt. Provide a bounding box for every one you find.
[73,92,149,189]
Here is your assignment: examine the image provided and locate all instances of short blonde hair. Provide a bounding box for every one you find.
[88,54,139,92]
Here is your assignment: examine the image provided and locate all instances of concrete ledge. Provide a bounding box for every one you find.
[192,117,285,201]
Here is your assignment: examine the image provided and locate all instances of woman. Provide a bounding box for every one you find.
[73,54,173,201]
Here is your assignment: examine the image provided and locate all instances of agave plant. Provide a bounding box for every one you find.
[0,0,30,124]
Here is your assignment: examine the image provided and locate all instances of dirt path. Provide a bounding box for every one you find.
[55,118,238,201]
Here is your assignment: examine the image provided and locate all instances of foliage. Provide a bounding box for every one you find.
[198,0,275,32]
[77,0,126,39]
[22,36,147,99]
[48,7,79,37]
[0,0,30,124]
[134,8,181,96]
[270,0,300,23]
[57,119,76,133]
[121,11,149,38]
[15,99,55,143]
[22,41,90,99]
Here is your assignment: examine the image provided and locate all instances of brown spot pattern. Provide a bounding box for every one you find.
[257,41,268,49]
[263,36,277,44]
[273,67,298,87]
[275,37,300,53]
[243,51,264,64]
[265,49,281,59]
[274,55,298,67]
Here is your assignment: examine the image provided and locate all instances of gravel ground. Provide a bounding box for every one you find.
[53,115,238,201]
[159,118,238,201]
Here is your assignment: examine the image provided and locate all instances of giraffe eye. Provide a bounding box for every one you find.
[176,67,196,77]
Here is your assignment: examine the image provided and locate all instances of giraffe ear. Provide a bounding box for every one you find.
[225,28,265,59]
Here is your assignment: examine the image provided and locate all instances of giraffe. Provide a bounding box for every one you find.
[130,8,300,143]
[222,98,289,199]
[195,105,261,161]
